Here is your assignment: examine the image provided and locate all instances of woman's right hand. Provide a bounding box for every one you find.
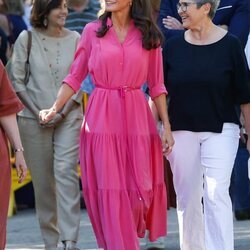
[39,107,57,123]
[41,113,64,128]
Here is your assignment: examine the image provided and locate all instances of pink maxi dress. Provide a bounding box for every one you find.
[64,19,167,250]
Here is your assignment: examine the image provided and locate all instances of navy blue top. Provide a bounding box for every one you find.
[163,33,250,133]
[7,14,27,44]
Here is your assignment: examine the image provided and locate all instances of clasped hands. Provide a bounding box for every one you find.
[38,107,62,128]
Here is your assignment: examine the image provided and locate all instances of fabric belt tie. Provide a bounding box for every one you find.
[95,86,140,98]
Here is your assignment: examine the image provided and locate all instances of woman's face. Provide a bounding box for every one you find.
[177,1,207,29]
[47,0,68,28]
[104,0,131,13]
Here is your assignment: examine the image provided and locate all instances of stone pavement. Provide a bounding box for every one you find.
[6,208,250,250]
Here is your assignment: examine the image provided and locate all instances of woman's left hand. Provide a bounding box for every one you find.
[39,107,57,123]
[41,113,64,128]
[161,127,175,156]
[15,152,27,183]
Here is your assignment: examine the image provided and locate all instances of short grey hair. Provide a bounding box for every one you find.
[196,0,220,19]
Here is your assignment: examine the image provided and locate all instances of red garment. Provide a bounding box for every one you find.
[0,61,23,249]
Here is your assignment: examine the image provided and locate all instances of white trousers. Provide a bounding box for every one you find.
[167,123,240,250]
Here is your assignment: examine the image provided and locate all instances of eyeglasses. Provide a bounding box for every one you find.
[176,2,197,12]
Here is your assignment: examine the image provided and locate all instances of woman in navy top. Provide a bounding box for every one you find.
[164,0,250,249]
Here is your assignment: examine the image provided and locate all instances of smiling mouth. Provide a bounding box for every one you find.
[106,1,116,5]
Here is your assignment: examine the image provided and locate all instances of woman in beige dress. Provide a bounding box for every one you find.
[11,0,83,249]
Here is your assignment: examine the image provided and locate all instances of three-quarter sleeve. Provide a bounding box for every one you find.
[147,47,167,99]
[11,31,30,93]
[232,37,250,104]
[0,62,24,117]
[63,23,94,92]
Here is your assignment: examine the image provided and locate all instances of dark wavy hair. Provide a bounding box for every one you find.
[30,0,63,29]
[96,0,163,50]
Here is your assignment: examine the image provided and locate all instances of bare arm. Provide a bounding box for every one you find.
[42,98,80,128]
[153,94,174,155]
[59,90,83,117]
[40,83,75,122]
[17,91,40,121]
[240,103,250,152]
[0,114,27,183]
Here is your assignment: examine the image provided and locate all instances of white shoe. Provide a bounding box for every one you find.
[145,236,165,249]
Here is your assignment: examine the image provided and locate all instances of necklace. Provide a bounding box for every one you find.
[38,32,62,84]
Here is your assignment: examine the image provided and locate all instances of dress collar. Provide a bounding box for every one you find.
[106,17,134,29]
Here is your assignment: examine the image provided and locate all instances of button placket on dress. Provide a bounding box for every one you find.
[119,42,144,203]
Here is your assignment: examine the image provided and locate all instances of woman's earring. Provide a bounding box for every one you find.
[43,18,48,27]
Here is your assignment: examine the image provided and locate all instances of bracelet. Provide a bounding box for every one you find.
[14,147,24,153]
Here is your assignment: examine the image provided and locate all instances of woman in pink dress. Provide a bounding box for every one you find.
[40,0,174,249]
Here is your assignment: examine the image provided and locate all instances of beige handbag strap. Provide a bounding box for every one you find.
[26,31,32,64]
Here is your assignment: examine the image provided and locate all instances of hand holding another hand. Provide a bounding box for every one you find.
[39,107,57,124]
[40,113,64,128]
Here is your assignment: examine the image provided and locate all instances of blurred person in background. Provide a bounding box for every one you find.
[0,27,8,64]
[10,0,83,249]
[0,61,27,249]
[23,0,33,30]
[0,0,27,45]
[65,0,100,34]
[65,0,101,95]
[232,29,250,221]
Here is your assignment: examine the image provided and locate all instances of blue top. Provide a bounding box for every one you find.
[7,14,27,44]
